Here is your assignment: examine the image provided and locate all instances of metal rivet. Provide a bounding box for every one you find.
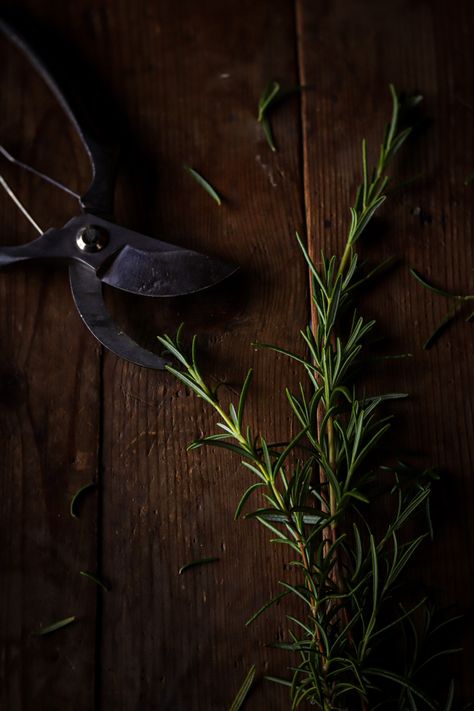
[76,224,109,252]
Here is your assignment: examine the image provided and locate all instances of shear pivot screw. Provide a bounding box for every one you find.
[76,225,109,252]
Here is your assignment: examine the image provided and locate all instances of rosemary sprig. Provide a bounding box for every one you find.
[159,87,460,709]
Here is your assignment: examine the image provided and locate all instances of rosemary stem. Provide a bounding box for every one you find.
[327,415,337,532]
[157,86,443,709]
[337,240,353,280]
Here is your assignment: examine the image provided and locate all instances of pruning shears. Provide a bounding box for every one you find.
[0,18,236,369]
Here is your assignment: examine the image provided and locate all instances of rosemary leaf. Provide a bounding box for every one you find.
[178,557,219,575]
[70,482,96,518]
[36,616,76,636]
[234,482,263,519]
[79,570,110,591]
[263,675,292,688]
[229,664,256,711]
[184,166,222,205]
[423,306,462,350]
[257,80,280,121]
[411,268,474,346]
[410,269,471,300]
[245,590,289,626]
[257,80,303,151]
[261,116,276,152]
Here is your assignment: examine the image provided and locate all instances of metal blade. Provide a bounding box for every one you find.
[100,244,237,297]
[69,262,168,369]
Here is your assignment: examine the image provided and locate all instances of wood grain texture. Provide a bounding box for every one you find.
[98,1,306,709]
[1,0,473,708]
[297,0,474,702]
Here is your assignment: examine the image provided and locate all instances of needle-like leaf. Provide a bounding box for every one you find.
[257,80,280,121]
[229,665,256,711]
[79,570,110,591]
[70,482,96,518]
[178,557,219,575]
[36,616,76,636]
[410,269,473,301]
[184,165,222,205]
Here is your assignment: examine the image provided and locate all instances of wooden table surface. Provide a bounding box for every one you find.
[1,1,473,709]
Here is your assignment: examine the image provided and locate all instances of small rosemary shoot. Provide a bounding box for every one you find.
[159,86,461,709]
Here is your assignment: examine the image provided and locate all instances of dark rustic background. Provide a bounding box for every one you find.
[0,1,473,709]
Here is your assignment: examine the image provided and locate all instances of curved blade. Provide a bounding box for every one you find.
[100,244,238,297]
[69,262,168,370]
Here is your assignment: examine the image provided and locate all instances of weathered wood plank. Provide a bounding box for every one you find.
[297,0,474,701]
[3,0,472,708]
[0,12,101,709]
[99,1,307,709]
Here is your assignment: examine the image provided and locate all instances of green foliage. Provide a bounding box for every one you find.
[184,165,222,205]
[257,80,303,151]
[257,80,281,151]
[229,665,257,711]
[410,269,474,348]
[178,557,220,574]
[158,87,462,710]
[35,616,76,636]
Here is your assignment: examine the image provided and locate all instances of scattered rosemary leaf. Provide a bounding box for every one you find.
[257,80,280,121]
[410,268,469,300]
[263,675,291,688]
[257,82,305,151]
[257,81,280,151]
[178,556,219,574]
[36,616,76,636]
[423,307,462,350]
[261,116,276,152]
[411,268,474,347]
[80,570,110,591]
[229,664,256,711]
[70,482,96,518]
[362,392,409,403]
[184,166,222,205]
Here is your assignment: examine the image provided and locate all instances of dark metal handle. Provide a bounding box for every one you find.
[0,17,119,219]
